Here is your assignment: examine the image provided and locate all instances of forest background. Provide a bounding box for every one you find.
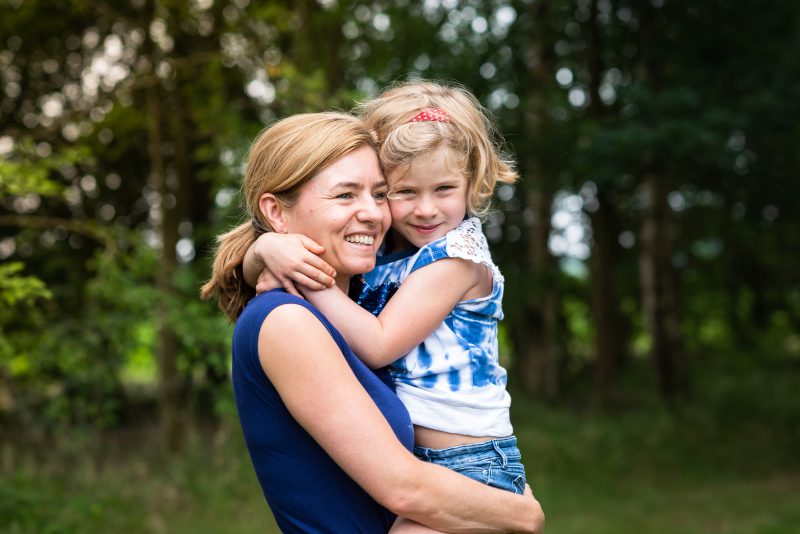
[1,0,798,532]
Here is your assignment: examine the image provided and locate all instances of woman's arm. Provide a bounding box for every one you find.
[259,305,544,533]
[242,232,336,295]
[304,258,487,368]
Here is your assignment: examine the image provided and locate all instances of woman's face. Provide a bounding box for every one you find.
[283,145,391,288]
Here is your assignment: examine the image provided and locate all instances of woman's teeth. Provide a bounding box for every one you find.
[345,235,374,245]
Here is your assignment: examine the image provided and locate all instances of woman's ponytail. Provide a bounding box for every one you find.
[200,221,259,321]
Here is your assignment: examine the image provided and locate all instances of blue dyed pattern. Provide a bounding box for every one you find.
[353,276,400,316]
[357,217,513,436]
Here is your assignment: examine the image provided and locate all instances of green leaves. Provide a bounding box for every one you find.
[0,262,51,309]
[0,140,92,197]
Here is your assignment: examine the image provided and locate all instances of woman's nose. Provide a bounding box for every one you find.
[357,195,383,222]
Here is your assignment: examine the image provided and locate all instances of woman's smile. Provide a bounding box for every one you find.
[283,145,390,288]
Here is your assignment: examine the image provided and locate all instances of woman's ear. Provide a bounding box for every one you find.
[258,193,287,234]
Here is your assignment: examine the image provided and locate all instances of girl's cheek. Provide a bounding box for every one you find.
[388,200,402,218]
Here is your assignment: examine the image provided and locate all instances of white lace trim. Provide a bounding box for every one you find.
[445,217,504,283]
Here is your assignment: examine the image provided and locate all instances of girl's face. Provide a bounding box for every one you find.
[386,145,468,249]
[282,145,391,289]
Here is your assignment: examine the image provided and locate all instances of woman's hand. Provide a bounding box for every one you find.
[514,484,545,534]
[243,233,337,294]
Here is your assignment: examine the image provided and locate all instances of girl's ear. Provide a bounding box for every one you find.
[258,193,287,234]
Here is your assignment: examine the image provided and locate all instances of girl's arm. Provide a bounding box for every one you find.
[260,305,544,533]
[242,232,336,296]
[304,258,487,368]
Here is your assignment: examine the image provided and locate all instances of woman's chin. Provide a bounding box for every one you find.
[339,259,376,277]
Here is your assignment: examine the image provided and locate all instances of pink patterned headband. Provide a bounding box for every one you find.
[407,107,450,123]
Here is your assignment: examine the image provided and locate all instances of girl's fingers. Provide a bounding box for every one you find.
[255,269,282,294]
[282,277,302,298]
[299,262,335,287]
[302,254,336,280]
[289,272,328,292]
[299,235,325,255]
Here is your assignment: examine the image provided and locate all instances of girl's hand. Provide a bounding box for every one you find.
[245,233,336,292]
[254,268,288,295]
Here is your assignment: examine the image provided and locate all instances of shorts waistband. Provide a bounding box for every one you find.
[413,436,519,461]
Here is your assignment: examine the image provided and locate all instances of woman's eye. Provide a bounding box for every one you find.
[336,192,354,200]
[374,191,388,201]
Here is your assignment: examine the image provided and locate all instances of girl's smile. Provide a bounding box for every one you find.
[387,145,468,249]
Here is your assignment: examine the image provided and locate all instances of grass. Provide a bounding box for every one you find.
[2,399,799,533]
[515,405,800,533]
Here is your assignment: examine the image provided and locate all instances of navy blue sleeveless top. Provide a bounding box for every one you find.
[232,290,414,533]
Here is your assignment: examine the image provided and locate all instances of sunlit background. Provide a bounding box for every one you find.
[1,0,798,532]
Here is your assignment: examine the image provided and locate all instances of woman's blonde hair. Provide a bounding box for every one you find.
[201,112,378,320]
[356,80,518,219]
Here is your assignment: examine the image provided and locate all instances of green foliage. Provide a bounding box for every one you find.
[561,295,593,366]
[0,140,90,197]
[0,262,51,309]
[3,396,799,533]
[0,262,51,375]
[0,424,278,533]
[0,0,797,461]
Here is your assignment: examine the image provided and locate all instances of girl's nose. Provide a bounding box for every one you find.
[414,195,437,217]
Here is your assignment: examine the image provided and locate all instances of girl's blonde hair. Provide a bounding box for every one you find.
[201,112,378,320]
[357,80,518,219]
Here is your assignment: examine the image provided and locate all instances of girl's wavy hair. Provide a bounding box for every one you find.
[201,112,378,320]
[356,80,518,219]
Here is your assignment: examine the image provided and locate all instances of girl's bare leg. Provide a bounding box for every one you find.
[390,517,446,533]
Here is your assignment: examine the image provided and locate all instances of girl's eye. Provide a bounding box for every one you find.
[388,189,416,200]
[436,185,456,192]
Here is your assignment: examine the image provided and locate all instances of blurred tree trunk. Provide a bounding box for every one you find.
[633,3,686,400]
[170,74,195,425]
[584,0,624,405]
[518,187,560,399]
[640,173,684,398]
[590,191,623,404]
[513,0,560,400]
[144,0,182,452]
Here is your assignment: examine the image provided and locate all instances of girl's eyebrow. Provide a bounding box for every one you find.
[432,177,461,185]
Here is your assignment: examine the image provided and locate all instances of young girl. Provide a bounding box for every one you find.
[244,81,526,497]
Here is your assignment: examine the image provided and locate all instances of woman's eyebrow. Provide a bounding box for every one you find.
[331,179,388,190]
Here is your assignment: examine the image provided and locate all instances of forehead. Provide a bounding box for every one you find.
[389,145,466,185]
[309,145,385,189]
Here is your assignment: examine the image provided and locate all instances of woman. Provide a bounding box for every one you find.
[202,112,544,533]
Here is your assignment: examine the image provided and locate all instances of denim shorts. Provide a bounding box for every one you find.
[413,436,527,494]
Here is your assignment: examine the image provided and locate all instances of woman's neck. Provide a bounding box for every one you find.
[335,275,351,293]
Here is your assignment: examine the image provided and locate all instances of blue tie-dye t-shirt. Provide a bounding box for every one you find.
[354,217,513,437]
